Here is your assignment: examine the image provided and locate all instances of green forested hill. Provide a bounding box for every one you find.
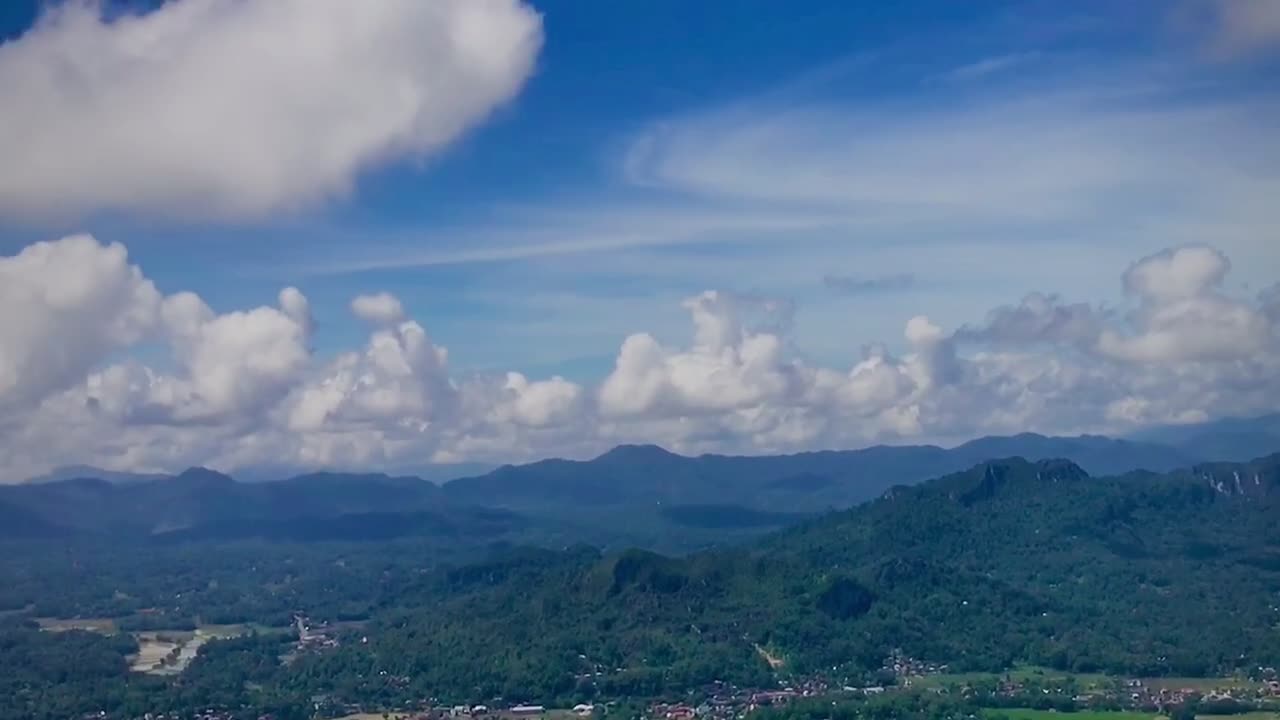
[282,455,1280,705]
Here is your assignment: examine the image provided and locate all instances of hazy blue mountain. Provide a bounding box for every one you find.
[439,432,1212,514]
[228,462,495,484]
[1129,412,1280,462]
[5,425,1274,548]
[20,464,168,486]
[0,468,513,542]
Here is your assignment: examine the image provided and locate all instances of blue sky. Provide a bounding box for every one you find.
[2,0,1268,376]
[0,0,1277,475]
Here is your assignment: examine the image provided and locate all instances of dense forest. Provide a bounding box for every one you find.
[0,453,1276,719]
[277,455,1279,706]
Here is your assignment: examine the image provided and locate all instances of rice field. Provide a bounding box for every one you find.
[129,632,185,673]
[916,665,1257,694]
[36,617,117,633]
[128,624,254,675]
[914,665,1113,690]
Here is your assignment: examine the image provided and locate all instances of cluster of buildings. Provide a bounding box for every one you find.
[936,672,1280,714]
[298,701,595,720]
[882,650,948,680]
[646,678,834,720]
[636,659,1280,720]
[85,712,263,720]
[1120,677,1280,711]
[106,655,1280,720]
[438,703,592,717]
[294,614,341,652]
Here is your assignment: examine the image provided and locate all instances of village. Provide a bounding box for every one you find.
[98,655,1280,720]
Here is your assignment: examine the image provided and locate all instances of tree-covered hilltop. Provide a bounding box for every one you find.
[282,455,1280,705]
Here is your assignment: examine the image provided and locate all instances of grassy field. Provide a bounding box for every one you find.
[194,623,258,638]
[129,632,184,673]
[918,666,1259,694]
[1141,677,1261,691]
[127,624,257,675]
[36,617,117,633]
[1197,714,1280,720]
[914,665,1113,690]
[981,710,1162,720]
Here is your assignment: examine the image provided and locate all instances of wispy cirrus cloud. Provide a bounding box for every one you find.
[823,273,915,295]
[620,70,1276,226]
[273,46,1280,378]
[305,53,1279,334]
[942,52,1041,81]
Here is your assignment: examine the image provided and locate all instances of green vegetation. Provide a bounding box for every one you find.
[983,710,1162,720]
[0,453,1276,719]
[1145,679,1263,692]
[281,456,1279,707]
[912,665,1114,690]
[750,694,971,720]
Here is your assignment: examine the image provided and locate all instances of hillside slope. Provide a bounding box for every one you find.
[288,454,1280,704]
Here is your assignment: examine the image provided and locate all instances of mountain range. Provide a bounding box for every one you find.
[2,444,1278,711]
[3,416,1277,547]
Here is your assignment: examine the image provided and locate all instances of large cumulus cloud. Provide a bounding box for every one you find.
[0,0,542,219]
[0,235,160,412]
[1,235,1277,480]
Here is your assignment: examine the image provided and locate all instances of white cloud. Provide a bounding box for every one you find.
[598,292,802,419]
[1099,247,1273,363]
[955,247,1275,366]
[0,0,542,220]
[351,293,407,326]
[0,235,160,412]
[1,234,1277,480]
[288,319,454,431]
[957,293,1102,348]
[1122,246,1229,303]
[495,372,583,428]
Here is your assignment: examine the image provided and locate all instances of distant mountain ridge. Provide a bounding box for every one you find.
[21,464,168,486]
[19,462,492,486]
[437,431,1204,513]
[1128,412,1280,463]
[0,467,522,543]
[3,420,1274,547]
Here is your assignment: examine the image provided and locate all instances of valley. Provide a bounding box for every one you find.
[0,443,1276,720]
[2,0,1276,717]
